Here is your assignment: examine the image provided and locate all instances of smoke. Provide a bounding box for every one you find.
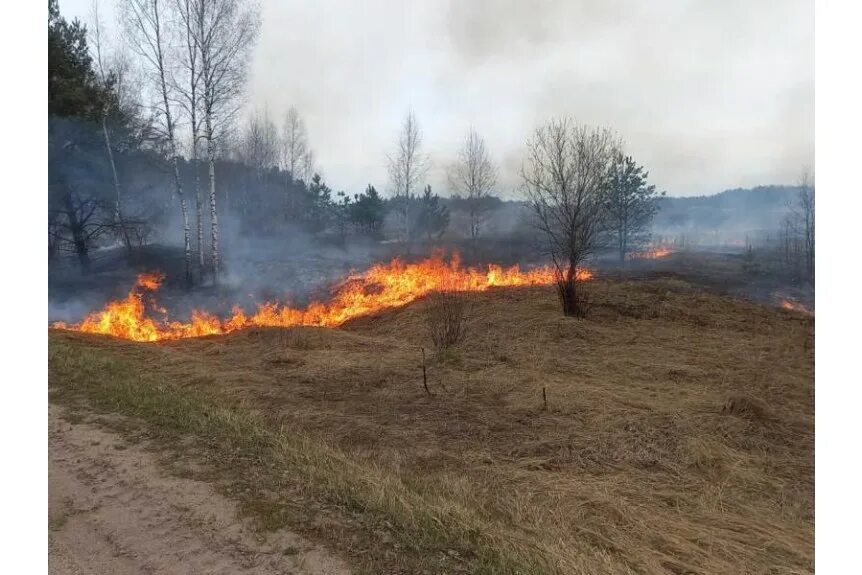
[243,0,813,196]
[58,0,813,197]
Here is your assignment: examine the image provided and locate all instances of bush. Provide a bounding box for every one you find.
[425,279,471,350]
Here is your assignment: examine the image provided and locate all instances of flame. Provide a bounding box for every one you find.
[780,299,813,316]
[627,246,673,260]
[136,272,164,291]
[53,253,592,342]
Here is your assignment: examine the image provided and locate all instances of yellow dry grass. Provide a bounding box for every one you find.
[49,278,814,574]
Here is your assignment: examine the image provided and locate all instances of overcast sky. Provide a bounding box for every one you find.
[60,0,813,197]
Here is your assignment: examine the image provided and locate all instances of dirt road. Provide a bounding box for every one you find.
[48,404,350,575]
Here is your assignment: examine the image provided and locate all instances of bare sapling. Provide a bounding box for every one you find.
[522,118,617,317]
[425,274,471,350]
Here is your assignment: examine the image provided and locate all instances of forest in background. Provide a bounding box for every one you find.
[49,0,814,302]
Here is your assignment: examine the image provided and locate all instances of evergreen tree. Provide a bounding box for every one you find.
[306,173,333,233]
[605,152,664,262]
[350,185,387,235]
[48,0,123,122]
[334,190,352,243]
[413,185,449,241]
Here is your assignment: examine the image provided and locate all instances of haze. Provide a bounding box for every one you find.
[59,0,814,197]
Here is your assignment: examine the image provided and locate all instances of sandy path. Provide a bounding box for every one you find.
[48,404,350,575]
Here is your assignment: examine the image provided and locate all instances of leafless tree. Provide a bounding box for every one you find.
[89,1,134,255]
[173,0,205,274]
[241,108,280,172]
[49,184,114,273]
[189,0,260,283]
[279,107,313,218]
[281,106,313,180]
[784,169,815,284]
[299,149,315,184]
[521,119,617,317]
[122,0,194,287]
[448,128,497,245]
[387,111,429,243]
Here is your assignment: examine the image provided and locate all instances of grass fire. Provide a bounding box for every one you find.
[627,245,674,260]
[44,0,817,573]
[53,253,592,342]
[50,274,814,574]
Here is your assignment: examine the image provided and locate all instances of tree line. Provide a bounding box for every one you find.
[48,0,666,307]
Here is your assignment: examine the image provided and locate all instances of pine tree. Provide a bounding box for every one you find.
[334,191,352,243]
[306,173,332,233]
[49,0,104,120]
[350,185,386,235]
[605,152,664,262]
[414,185,450,241]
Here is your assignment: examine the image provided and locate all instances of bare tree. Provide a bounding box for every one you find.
[280,107,316,220]
[387,111,429,244]
[784,169,815,284]
[174,0,205,274]
[241,107,280,172]
[296,149,315,186]
[89,1,134,255]
[448,128,497,245]
[605,150,663,262]
[281,106,313,180]
[238,107,279,217]
[49,183,114,274]
[521,119,617,317]
[122,0,194,288]
[189,0,260,283]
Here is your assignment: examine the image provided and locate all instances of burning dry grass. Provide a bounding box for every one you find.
[49,279,814,574]
[52,253,590,342]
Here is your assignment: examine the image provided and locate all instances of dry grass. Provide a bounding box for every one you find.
[49,278,814,574]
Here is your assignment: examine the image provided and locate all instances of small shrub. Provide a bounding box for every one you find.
[282,327,316,350]
[425,279,471,350]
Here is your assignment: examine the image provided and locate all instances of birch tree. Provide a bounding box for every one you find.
[122,0,194,287]
[281,106,313,180]
[522,119,617,317]
[448,128,497,243]
[174,0,205,273]
[190,0,260,283]
[387,111,429,243]
[89,1,133,255]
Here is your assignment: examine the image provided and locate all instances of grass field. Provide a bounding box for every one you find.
[48,277,814,574]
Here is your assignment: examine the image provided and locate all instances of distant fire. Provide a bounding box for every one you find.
[780,299,813,316]
[628,246,673,260]
[53,253,592,342]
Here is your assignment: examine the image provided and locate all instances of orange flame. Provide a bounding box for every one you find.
[53,253,592,342]
[627,246,673,260]
[780,299,813,316]
[136,272,164,291]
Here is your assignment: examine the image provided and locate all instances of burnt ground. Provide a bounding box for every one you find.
[598,249,814,311]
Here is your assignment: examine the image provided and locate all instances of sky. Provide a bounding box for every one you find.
[59,0,814,198]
